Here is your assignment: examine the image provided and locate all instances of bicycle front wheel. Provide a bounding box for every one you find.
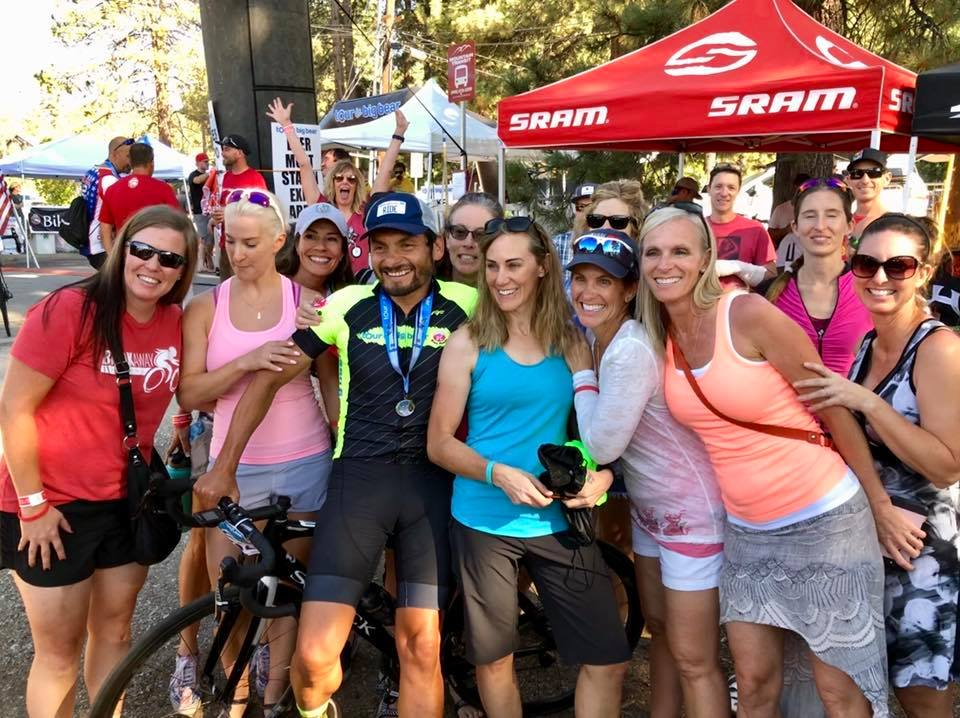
[89,588,276,717]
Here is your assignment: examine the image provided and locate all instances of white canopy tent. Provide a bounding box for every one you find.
[0,134,193,180]
[319,79,519,160]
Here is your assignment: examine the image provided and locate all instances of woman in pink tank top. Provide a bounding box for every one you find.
[178,189,333,713]
[636,204,920,717]
[765,179,872,376]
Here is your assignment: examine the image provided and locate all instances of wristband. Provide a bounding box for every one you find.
[485,461,495,485]
[281,124,294,131]
[574,384,599,395]
[18,490,47,508]
[172,412,192,428]
[392,134,405,142]
[19,503,51,522]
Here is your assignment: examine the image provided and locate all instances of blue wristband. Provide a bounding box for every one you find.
[485,461,495,485]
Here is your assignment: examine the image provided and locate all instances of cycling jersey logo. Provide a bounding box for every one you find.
[432,331,448,346]
[664,32,757,76]
[100,347,181,393]
[377,200,407,217]
[358,326,450,348]
[128,177,140,189]
[814,36,867,69]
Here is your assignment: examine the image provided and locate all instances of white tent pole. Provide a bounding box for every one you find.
[678,152,685,177]
[20,170,39,269]
[498,146,506,208]
[870,130,881,150]
[442,140,448,208]
[903,135,919,212]
[427,152,433,204]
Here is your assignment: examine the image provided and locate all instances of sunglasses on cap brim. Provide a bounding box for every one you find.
[573,234,637,268]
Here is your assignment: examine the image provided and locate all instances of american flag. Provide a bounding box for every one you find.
[0,174,11,236]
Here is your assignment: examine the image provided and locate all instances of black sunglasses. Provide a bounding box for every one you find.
[128,240,187,269]
[585,213,637,231]
[850,254,920,280]
[483,216,536,236]
[446,224,482,241]
[846,167,884,180]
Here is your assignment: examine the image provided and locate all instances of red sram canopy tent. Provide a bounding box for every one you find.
[497,0,955,153]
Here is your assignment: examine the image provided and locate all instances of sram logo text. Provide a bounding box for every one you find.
[508,106,608,132]
[708,87,856,117]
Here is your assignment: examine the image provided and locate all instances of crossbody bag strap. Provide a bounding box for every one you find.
[670,337,832,448]
[114,342,146,462]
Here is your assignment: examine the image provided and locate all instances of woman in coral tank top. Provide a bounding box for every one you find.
[637,205,924,717]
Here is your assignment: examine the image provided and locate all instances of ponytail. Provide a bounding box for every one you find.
[765,256,805,303]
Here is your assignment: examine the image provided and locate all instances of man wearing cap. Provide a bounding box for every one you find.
[98,143,181,252]
[195,192,476,718]
[187,152,213,271]
[80,136,133,269]
[844,148,890,247]
[552,182,597,294]
[665,176,703,205]
[213,134,267,280]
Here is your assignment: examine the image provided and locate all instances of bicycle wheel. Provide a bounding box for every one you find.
[443,540,643,717]
[89,586,299,717]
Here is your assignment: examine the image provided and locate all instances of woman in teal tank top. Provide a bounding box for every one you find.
[427,217,630,718]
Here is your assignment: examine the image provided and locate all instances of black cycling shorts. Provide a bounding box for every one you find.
[451,520,632,667]
[304,459,453,610]
[0,499,136,587]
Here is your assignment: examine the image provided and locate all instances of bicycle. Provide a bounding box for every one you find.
[89,480,643,717]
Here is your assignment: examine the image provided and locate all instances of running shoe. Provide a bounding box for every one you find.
[169,653,200,713]
[250,642,271,698]
[374,672,400,718]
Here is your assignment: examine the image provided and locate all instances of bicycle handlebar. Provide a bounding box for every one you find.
[157,478,298,618]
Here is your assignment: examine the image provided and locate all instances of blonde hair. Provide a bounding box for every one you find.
[637,207,723,354]
[573,179,648,239]
[323,159,368,215]
[468,222,576,356]
[223,188,287,238]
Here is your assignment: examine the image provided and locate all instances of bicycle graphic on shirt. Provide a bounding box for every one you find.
[142,347,181,394]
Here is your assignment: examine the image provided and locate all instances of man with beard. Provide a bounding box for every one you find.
[211,134,267,280]
[705,163,776,287]
[195,192,476,718]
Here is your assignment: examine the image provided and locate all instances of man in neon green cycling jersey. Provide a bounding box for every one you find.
[196,192,475,718]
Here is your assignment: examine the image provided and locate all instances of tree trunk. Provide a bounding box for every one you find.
[329,0,355,99]
[151,0,174,145]
[942,155,959,250]
[771,153,836,207]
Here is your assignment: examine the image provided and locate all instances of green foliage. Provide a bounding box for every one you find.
[34,179,78,206]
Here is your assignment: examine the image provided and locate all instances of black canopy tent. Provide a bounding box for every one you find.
[912,61,960,145]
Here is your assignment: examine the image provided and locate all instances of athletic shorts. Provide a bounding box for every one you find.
[0,499,136,587]
[304,459,453,610]
[451,521,632,667]
[632,528,724,591]
[210,450,332,514]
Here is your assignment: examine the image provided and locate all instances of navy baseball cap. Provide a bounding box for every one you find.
[362,192,437,239]
[566,228,639,279]
[572,183,598,202]
[846,148,887,172]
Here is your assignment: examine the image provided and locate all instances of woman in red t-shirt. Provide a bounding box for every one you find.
[0,205,197,717]
[266,98,408,278]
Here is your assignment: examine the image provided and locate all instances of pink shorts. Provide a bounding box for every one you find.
[632,529,724,591]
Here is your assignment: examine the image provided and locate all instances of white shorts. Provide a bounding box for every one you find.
[210,450,332,513]
[632,528,724,592]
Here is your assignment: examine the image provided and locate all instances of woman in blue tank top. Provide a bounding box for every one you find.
[427,217,630,718]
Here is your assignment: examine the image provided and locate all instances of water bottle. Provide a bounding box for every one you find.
[166,445,193,521]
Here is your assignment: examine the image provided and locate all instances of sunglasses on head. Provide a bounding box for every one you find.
[446,224,482,241]
[798,177,848,194]
[334,174,358,185]
[644,201,712,239]
[846,167,884,180]
[573,234,636,267]
[585,213,637,231]
[226,189,286,227]
[483,216,536,236]
[128,240,186,269]
[850,254,920,280]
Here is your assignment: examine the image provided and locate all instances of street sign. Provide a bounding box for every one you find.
[447,42,476,103]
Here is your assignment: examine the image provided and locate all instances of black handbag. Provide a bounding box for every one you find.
[116,350,182,566]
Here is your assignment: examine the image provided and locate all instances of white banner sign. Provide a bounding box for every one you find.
[270,121,322,222]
